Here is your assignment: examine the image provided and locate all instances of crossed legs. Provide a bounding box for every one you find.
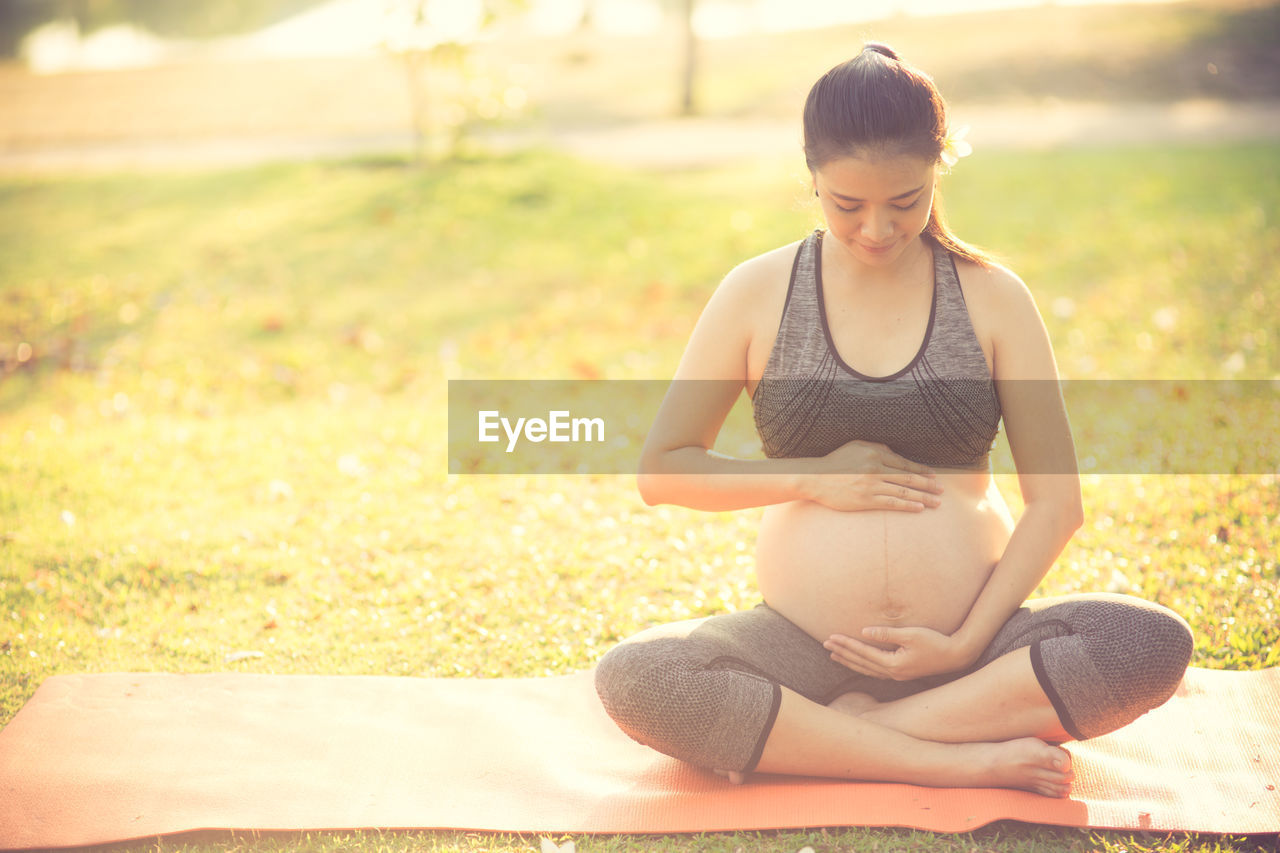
[594,594,1192,798]
[819,592,1194,759]
[829,645,1072,744]
[750,678,1075,797]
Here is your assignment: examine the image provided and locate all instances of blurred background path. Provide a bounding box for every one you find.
[1,0,1277,172]
[4,100,1277,172]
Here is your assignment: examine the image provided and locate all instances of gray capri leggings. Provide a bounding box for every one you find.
[594,593,1193,774]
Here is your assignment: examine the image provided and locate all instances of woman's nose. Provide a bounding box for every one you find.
[861,209,893,242]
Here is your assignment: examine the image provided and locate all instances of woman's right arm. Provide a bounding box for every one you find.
[636,255,941,512]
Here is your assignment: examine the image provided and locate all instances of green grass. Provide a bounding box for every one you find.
[1,144,1278,853]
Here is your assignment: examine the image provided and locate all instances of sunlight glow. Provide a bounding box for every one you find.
[18,0,1181,71]
[23,20,167,73]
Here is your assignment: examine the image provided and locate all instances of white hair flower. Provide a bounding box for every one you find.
[940,125,972,168]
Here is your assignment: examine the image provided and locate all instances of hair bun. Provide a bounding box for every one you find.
[862,42,899,60]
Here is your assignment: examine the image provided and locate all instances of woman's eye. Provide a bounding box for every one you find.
[833,200,918,213]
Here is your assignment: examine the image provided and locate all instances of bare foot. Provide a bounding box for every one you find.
[713,768,747,785]
[966,738,1074,798]
[826,691,880,717]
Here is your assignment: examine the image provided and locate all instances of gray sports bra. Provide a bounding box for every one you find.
[751,230,1001,469]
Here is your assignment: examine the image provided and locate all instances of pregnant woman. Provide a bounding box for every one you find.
[594,43,1193,798]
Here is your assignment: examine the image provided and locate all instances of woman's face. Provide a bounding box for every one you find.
[812,153,936,268]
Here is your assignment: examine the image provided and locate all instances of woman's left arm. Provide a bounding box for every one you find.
[824,265,1082,680]
[947,267,1083,663]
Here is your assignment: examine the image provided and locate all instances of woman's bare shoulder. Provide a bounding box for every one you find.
[694,239,804,337]
[954,256,1062,381]
[671,239,806,382]
[718,239,805,305]
[952,257,1042,328]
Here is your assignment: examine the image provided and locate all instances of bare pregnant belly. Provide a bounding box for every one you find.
[755,473,1016,645]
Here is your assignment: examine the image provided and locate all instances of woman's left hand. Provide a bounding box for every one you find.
[823,626,974,681]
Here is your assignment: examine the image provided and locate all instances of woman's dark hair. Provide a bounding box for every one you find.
[803,43,996,268]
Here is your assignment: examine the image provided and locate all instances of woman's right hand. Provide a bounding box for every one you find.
[800,440,943,512]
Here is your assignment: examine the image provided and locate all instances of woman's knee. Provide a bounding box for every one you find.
[593,636,779,772]
[593,638,668,727]
[1127,598,1194,698]
[1039,594,1193,738]
[1083,594,1193,694]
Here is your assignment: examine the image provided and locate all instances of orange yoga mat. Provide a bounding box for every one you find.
[1,667,1277,849]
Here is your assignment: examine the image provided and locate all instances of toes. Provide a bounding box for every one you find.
[1033,763,1074,799]
[1032,776,1073,798]
[1041,744,1074,780]
[1026,743,1074,797]
[1048,749,1075,782]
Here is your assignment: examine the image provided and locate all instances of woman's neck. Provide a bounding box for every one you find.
[823,233,931,293]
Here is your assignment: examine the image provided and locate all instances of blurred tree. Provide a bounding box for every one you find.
[382,0,527,164]
[575,0,594,32]
[678,0,695,115]
[567,0,697,114]
[0,0,328,57]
